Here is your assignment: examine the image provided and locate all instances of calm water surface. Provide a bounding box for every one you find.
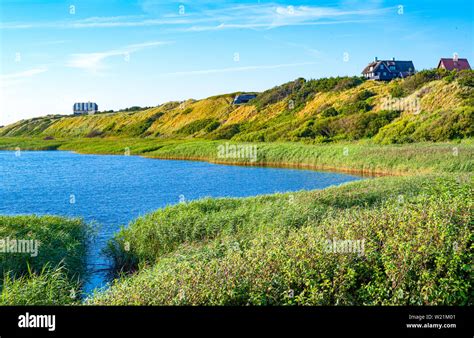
[0,150,363,294]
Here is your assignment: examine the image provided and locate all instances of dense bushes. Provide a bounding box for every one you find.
[320,107,339,118]
[374,107,474,144]
[91,176,472,305]
[293,110,400,141]
[390,69,474,98]
[290,76,365,107]
[251,78,305,110]
[389,83,406,98]
[456,70,474,88]
[207,123,242,140]
[176,118,219,135]
[120,112,164,137]
[251,76,365,111]
[341,110,400,139]
[398,69,448,96]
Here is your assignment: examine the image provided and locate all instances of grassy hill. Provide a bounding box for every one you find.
[1,69,473,144]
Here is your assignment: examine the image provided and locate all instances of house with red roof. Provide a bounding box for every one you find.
[437,56,471,71]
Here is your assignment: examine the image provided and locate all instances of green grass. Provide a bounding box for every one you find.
[0,137,472,175]
[0,215,89,305]
[0,264,80,305]
[89,175,473,305]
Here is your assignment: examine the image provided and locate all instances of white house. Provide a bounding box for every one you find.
[73,102,98,115]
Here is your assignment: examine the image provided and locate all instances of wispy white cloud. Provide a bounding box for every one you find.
[180,4,386,31]
[162,62,318,76]
[0,67,48,87]
[0,15,186,29]
[32,40,70,46]
[182,19,373,32]
[66,41,171,73]
[1,4,391,31]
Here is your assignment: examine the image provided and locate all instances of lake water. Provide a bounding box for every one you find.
[0,150,363,294]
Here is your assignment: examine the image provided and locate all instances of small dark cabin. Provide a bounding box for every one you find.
[233,94,257,105]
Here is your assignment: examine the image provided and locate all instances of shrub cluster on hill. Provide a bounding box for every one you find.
[374,107,474,144]
[251,76,365,111]
[229,71,473,143]
[176,118,220,136]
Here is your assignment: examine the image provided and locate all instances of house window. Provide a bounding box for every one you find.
[389,66,396,71]
[380,65,384,69]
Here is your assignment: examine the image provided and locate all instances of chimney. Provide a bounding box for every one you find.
[453,53,459,62]
[374,56,378,62]
[392,57,395,61]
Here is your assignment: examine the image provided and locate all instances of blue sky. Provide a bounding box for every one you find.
[0,0,473,125]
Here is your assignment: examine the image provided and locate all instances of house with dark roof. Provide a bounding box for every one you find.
[233,93,257,105]
[362,57,415,81]
[437,56,471,71]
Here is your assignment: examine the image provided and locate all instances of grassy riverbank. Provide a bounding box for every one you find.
[0,137,472,175]
[90,174,472,305]
[0,215,89,305]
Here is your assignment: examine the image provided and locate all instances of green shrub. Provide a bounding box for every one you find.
[457,70,474,87]
[208,123,242,140]
[251,77,365,112]
[293,120,315,138]
[374,118,417,144]
[355,90,375,101]
[375,108,473,143]
[398,69,453,95]
[119,112,163,137]
[252,79,306,110]
[320,107,339,117]
[177,119,218,135]
[458,88,474,106]
[339,101,372,115]
[333,77,365,91]
[389,83,406,98]
[205,121,221,132]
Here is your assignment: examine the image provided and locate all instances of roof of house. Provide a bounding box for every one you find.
[437,58,471,71]
[233,94,257,104]
[362,60,415,75]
